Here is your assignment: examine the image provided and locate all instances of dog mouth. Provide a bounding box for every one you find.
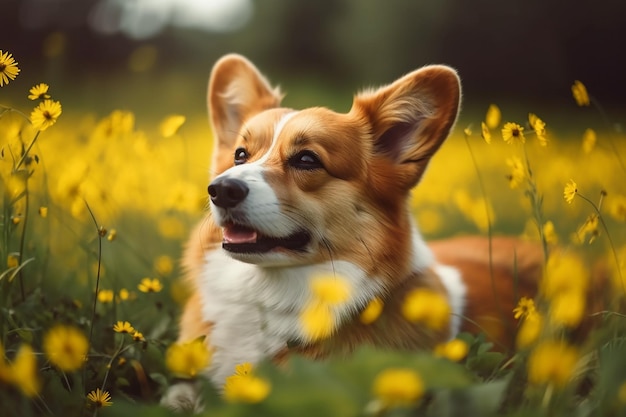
[222,223,311,254]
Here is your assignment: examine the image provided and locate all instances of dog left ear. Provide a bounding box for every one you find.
[352,65,461,190]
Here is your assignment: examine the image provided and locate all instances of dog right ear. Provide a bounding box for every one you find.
[208,54,282,176]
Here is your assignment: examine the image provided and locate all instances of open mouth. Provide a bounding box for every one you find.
[222,223,311,254]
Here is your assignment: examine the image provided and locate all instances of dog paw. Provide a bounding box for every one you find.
[161,381,203,413]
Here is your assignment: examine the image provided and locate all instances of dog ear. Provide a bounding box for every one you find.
[208,54,282,176]
[352,65,461,191]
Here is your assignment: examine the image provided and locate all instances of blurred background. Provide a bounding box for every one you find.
[3,0,626,120]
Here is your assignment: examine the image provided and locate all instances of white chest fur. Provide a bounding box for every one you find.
[198,250,385,386]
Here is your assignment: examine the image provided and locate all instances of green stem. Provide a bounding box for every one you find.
[17,182,29,302]
[15,131,41,172]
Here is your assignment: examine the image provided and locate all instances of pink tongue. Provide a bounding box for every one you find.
[223,224,258,244]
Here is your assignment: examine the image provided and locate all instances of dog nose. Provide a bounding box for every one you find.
[208,177,249,208]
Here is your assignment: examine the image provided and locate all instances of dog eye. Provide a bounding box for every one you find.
[289,150,323,170]
[234,147,249,165]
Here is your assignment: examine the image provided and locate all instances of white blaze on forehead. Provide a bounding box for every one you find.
[254,111,298,165]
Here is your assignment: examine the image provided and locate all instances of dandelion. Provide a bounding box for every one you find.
[434,339,469,362]
[87,388,113,408]
[542,252,589,299]
[43,325,89,372]
[300,301,335,341]
[224,364,271,404]
[401,288,450,330]
[571,80,590,106]
[582,128,596,153]
[563,179,578,204]
[8,344,40,397]
[549,290,586,328]
[516,312,543,350]
[485,104,501,129]
[505,156,525,189]
[501,122,525,144]
[360,297,384,324]
[609,195,626,222]
[527,340,579,388]
[481,122,491,144]
[577,213,600,244]
[138,277,163,293]
[160,114,186,138]
[310,274,351,305]
[372,368,424,408]
[528,113,547,146]
[118,288,131,301]
[539,221,558,246]
[97,289,115,303]
[154,255,174,276]
[132,331,145,342]
[113,321,135,334]
[0,50,20,86]
[165,339,211,379]
[513,296,536,320]
[7,253,19,268]
[30,99,62,131]
[28,83,51,100]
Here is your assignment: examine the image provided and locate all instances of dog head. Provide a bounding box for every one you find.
[205,54,460,278]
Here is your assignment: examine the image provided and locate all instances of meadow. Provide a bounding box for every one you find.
[2,49,626,417]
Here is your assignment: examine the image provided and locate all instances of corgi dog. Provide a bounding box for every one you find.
[161,54,543,410]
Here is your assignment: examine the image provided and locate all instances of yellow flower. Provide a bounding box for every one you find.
[360,297,384,324]
[98,289,115,304]
[310,274,351,305]
[516,312,543,350]
[528,113,547,146]
[30,99,62,131]
[582,128,596,153]
[154,255,174,276]
[132,331,145,342]
[549,290,586,328]
[7,253,19,269]
[138,277,163,293]
[527,340,579,388]
[563,179,577,204]
[401,288,450,330]
[434,339,468,362]
[542,221,559,245]
[118,288,131,301]
[481,122,491,144]
[485,104,501,129]
[28,83,51,100]
[165,339,211,379]
[373,368,424,407]
[571,80,590,106]
[224,367,271,404]
[577,213,600,244]
[0,50,20,86]
[501,122,525,144]
[505,156,525,189]
[609,195,626,222]
[541,252,589,299]
[8,344,40,397]
[300,301,335,342]
[113,321,135,334]
[513,296,536,320]
[87,388,113,408]
[159,114,186,137]
[43,325,89,372]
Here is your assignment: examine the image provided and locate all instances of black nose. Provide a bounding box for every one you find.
[207,177,249,208]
